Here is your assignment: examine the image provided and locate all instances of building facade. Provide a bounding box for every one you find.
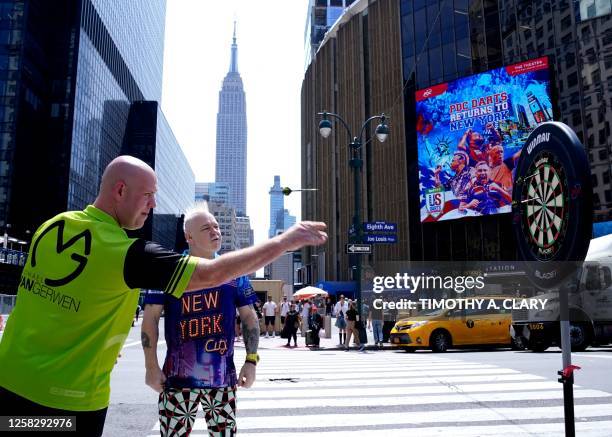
[215,24,248,216]
[302,0,408,282]
[301,0,612,283]
[235,215,254,248]
[208,200,238,254]
[304,0,357,69]
[1,0,194,249]
[195,182,230,204]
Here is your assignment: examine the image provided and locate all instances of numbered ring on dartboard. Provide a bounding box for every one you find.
[512,122,593,290]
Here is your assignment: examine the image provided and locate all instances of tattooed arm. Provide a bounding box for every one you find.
[237,304,259,388]
[141,304,166,393]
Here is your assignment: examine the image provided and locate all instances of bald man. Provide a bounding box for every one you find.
[0,156,327,436]
[142,203,261,436]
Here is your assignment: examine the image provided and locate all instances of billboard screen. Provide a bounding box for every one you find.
[417,56,553,223]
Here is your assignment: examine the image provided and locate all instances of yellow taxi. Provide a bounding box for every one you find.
[389,297,514,352]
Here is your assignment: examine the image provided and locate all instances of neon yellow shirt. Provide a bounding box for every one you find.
[0,205,198,411]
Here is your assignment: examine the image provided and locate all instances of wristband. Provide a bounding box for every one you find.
[246,353,259,366]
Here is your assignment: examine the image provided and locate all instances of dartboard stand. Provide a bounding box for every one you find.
[512,122,593,437]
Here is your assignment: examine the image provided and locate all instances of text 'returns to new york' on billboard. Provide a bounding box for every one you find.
[417,56,553,223]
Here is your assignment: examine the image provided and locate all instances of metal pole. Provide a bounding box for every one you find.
[350,139,363,321]
[558,282,575,437]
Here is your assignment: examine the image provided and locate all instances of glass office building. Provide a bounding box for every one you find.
[0,0,193,248]
[400,0,612,260]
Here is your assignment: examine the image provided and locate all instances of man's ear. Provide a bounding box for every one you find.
[113,180,126,200]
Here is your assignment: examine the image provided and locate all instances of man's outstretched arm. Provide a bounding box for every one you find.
[238,304,260,388]
[186,221,327,292]
[141,304,166,392]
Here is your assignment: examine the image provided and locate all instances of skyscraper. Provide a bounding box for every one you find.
[215,22,247,216]
[268,175,284,237]
[0,0,193,243]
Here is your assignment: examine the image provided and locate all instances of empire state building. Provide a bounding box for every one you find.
[215,23,247,216]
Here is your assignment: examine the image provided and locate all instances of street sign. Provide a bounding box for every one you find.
[345,244,372,254]
[365,234,397,244]
[363,221,397,232]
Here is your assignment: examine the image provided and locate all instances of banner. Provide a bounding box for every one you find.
[417,57,553,222]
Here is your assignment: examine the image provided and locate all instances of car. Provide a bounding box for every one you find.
[389,297,515,352]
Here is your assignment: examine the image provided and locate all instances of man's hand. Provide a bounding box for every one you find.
[279,222,327,252]
[145,365,166,393]
[238,362,256,388]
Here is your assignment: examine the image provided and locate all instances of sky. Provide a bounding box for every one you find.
[161,0,310,245]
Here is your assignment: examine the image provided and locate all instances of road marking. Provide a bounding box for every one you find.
[237,389,611,410]
[574,354,612,359]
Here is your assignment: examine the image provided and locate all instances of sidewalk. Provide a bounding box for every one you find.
[250,317,395,351]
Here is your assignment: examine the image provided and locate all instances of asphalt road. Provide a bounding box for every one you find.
[102,324,612,436]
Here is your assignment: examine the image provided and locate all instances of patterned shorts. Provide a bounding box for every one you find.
[158,386,237,437]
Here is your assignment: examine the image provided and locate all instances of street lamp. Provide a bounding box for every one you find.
[281,187,318,196]
[317,110,389,322]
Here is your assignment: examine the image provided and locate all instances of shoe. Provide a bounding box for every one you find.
[265,334,269,338]
[285,343,290,347]
[272,334,276,338]
[344,348,349,352]
[359,344,365,352]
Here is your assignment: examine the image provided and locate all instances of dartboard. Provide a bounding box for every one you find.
[512,122,592,289]
[520,152,569,261]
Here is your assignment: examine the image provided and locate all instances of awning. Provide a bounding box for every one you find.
[315,281,357,297]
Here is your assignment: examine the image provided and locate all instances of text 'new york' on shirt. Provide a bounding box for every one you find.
[144,266,256,389]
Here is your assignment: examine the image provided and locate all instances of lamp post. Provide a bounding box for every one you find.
[317,111,389,321]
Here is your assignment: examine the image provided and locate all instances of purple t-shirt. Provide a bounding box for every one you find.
[144,276,256,388]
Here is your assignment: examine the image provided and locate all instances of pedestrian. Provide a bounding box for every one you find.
[142,204,259,436]
[308,305,323,348]
[282,303,300,347]
[368,299,384,348]
[235,308,242,342]
[0,155,328,436]
[141,204,260,436]
[325,297,333,316]
[262,295,277,338]
[334,294,348,346]
[279,295,290,326]
[300,298,311,335]
[344,301,364,352]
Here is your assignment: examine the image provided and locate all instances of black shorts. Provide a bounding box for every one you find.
[265,316,275,326]
[0,386,108,437]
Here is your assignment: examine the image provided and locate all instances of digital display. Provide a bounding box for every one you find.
[416,57,553,222]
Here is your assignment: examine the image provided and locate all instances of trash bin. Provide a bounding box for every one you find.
[323,315,332,338]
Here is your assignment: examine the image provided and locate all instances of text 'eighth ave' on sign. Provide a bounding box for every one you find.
[345,244,372,254]
[365,234,398,244]
[363,221,397,232]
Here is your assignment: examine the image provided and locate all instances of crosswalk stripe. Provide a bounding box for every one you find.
[250,373,545,390]
[230,404,612,431]
[237,381,567,399]
[254,364,500,375]
[257,367,521,380]
[236,389,612,410]
[221,421,612,437]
